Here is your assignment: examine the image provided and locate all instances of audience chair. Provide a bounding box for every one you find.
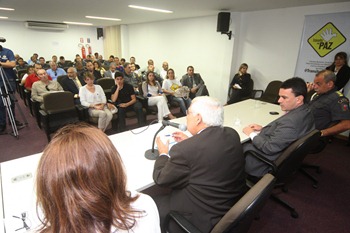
[228,78,255,102]
[56,75,68,86]
[39,91,80,141]
[299,136,331,188]
[244,129,321,218]
[163,174,276,233]
[96,77,115,99]
[254,80,282,104]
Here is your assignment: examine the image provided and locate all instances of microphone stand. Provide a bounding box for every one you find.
[144,124,166,160]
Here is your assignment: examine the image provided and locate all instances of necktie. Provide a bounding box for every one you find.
[73,77,82,89]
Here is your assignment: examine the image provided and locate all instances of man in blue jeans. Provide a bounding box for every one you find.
[110,72,146,132]
[0,45,24,134]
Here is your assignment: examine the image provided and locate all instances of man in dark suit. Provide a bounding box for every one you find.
[153,96,246,233]
[60,67,86,104]
[243,77,315,178]
[181,65,209,99]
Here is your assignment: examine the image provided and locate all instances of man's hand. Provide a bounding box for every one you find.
[242,124,262,136]
[306,82,314,92]
[119,103,128,108]
[172,131,189,142]
[156,136,169,155]
[190,87,197,93]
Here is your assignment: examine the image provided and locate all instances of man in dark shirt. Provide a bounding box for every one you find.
[307,70,350,137]
[111,72,145,132]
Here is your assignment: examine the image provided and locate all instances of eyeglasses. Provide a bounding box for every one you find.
[54,71,57,76]
[45,85,50,91]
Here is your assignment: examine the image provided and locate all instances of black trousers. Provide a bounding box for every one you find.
[117,101,145,132]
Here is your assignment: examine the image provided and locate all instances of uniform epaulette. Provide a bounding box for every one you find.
[336,91,344,97]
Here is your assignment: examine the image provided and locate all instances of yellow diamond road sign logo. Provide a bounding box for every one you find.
[307,22,346,57]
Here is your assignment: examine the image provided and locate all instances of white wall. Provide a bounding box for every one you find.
[0,21,104,62]
[237,2,350,90]
[122,2,350,103]
[124,16,235,103]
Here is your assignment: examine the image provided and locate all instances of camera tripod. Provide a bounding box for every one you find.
[0,65,28,139]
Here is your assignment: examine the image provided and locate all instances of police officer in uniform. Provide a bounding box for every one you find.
[0,44,24,134]
[307,70,350,137]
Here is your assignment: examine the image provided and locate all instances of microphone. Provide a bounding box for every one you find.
[0,37,6,43]
[162,120,187,131]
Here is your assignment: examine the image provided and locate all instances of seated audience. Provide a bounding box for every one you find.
[15,57,28,71]
[243,77,315,178]
[153,96,246,232]
[20,66,34,85]
[160,61,169,80]
[326,52,350,91]
[123,62,141,91]
[93,60,106,77]
[142,71,176,122]
[38,56,50,70]
[36,123,161,233]
[227,63,253,105]
[85,61,103,82]
[181,66,208,99]
[111,72,146,132]
[74,61,86,77]
[60,67,86,104]
[307,70,350,137]
[31,69,63,109]
[162,68,191,115]
[57,56,71,68]
[46,61,66,81]
[25,63,52,91]
[104,62,117,79]
[79,73,113,132]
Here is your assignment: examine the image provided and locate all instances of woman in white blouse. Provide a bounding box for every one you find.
[162,68,191,116]
[79,73,113,132]
[142,71,176,122]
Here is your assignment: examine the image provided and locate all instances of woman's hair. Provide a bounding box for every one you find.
[36,123,141,233]
[190,96,224,127]
[146,71,156,85]
[334,51,348,63]
[238,63,248,72]
[165,68,175,79]
[83,72,95,80]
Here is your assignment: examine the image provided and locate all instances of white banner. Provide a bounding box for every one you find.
[295,12,350,82]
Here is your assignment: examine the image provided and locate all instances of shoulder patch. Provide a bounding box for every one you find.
[336,91,344,97]
[338,97,349,104]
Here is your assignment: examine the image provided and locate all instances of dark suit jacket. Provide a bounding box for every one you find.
[153,126,246,232]
[244,104,315,177]
[60,76,86,95]
[181,73,205,99]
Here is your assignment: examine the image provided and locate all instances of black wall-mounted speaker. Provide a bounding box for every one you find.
[97,28,103,39]
[217,12,230,32]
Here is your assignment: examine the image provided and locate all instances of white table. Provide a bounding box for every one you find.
[0,99,282,232]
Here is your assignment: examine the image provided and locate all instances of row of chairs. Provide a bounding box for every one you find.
[163,129,322,232]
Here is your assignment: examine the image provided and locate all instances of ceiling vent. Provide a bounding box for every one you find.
[25,21,69,31]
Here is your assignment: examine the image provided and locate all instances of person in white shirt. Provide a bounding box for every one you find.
[162,68,191,115]
[142,71,176,121]
[36,124,160,233]
[79,73,113,132]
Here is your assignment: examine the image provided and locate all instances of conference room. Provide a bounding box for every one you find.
[1,0,350,232]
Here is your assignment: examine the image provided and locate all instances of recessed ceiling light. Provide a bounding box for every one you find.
[0,16,9,19]
[0,7,14,11]
[128,5,173,13]
[85,16,121,21]
[63,21,93,26]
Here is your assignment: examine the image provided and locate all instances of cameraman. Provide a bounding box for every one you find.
[0,45,24,134]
